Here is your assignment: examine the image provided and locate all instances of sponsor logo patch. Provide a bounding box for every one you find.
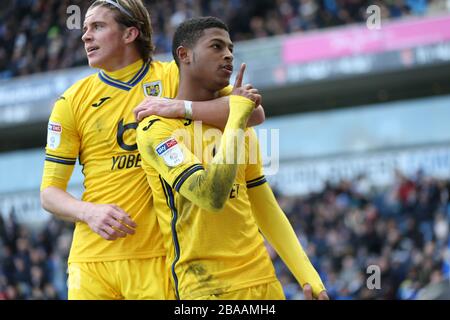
[156,138,184,167]
[47,122,62,150]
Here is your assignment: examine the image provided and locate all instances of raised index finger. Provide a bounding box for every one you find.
[234,63,246,88]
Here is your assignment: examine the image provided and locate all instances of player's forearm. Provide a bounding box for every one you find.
[179,96,255,212]
[180,163,237,212]
[249,106,265,127]
[40,186,91,223]
[192,97,265,130]
[248,184,326,297]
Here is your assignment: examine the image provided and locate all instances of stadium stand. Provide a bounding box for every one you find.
[0,213,72,299]
[271,171,450,299]
[1,172,449,299]
[0,0,448,79]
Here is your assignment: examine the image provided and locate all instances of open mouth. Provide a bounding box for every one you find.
[86,46,99,53]
[221,64,233,75]
[222,64,233,72]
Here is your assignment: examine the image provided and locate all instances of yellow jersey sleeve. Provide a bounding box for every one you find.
[137,117,204,192]
[248,183,326,297]
[245,128,267,189]
[163,60,180,98]
[219,85,233,97]
[41,96,79,191]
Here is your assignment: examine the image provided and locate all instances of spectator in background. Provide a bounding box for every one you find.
[1,168,449,299]
[1,0,450,79]
[267,169,449,300]
[0,211,70,299]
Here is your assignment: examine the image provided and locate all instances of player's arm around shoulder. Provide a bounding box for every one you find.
[133,60,265,128]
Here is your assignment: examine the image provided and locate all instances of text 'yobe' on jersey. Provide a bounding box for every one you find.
[111,119,141,170]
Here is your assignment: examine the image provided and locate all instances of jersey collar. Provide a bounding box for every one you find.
[98,59,150,91]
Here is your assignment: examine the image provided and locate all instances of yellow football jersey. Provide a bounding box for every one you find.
[41,59,179,262]
[136,118,278,299]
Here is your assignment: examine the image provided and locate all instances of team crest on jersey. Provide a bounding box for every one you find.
[144,81,162,97]
[47,121,62,150]
[156,138,184,167]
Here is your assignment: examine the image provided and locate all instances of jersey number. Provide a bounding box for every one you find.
[117,119,138,151]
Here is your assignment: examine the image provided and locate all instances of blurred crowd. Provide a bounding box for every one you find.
[1,0,450,79]
[1,170,449,299]
[0,213,72,299]
[271,170,450,300]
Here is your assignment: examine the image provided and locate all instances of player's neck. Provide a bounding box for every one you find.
[177,76,220,102]
[101,48,142,73]
[103,59,144,82]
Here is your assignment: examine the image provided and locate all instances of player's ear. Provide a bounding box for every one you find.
[123,26,139,44]
[176,46,190,65]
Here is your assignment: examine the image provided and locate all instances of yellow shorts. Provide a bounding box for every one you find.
[67,256,175,300]
[198,281,286,300]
